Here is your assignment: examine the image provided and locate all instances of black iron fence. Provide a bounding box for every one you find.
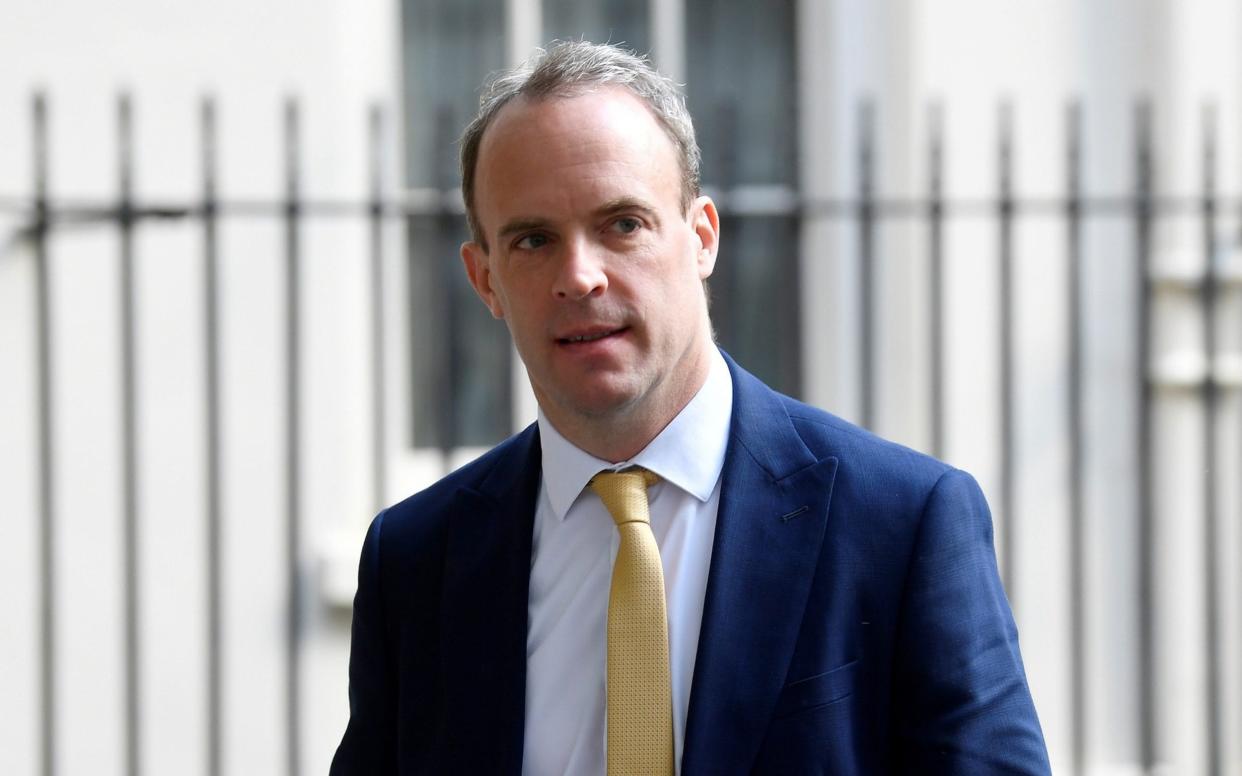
[7,94,395,776]
[2,93,1240,776]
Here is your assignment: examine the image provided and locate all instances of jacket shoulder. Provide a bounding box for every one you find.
[777,393,954,499]
[376,424,540,552]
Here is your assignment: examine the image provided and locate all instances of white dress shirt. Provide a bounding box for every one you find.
[522,350,733,776]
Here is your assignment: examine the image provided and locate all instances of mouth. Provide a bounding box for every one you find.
[555,326,629,345]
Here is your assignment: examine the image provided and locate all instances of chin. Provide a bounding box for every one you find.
[571,392,641,420]
[559,379,645,420]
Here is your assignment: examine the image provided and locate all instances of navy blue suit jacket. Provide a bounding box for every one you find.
[331,354,1051,774]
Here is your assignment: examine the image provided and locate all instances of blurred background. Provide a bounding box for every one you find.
[1,0,1240,774]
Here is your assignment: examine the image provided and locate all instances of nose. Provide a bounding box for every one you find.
[552,237,608,301]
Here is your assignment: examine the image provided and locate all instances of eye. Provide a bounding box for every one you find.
[513,232,550,251]
[609,216,643,235]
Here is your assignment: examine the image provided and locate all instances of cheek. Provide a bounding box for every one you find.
[499,295,544,342]
[485,280,508,317]
[489,266,534,318]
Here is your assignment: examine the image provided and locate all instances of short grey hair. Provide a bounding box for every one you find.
[460,40,702,249]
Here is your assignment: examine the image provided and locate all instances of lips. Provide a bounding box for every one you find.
[555,325,628,345]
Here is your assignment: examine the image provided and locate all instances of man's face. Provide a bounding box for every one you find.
[461,88,719,441]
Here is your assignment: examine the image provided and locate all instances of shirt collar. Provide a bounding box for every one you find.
[538,349,734,520]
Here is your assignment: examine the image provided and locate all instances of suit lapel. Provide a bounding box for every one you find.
[438,426,541,773]
[682,357,839,775]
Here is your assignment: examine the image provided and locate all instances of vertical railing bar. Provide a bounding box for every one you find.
[928,102,945,460]
[33,89,57,776]
[1237,98,1242,776]
[117,91,143,776]
[1134,97,1156,772]
[201,94,223,776]
[433,105,457,456]
[858,99,876,430]
[1200,101,1222,776]
[712,99,737,354]
[368,104,387,512]
[998,100,1016,601]
[282,96,303,776]
[1066,98,1087,776]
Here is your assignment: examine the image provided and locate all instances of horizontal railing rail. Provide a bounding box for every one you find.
[4,92,1240,776]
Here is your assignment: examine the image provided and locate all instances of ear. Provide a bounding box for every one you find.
[690,195,720,280]
[461,241,505,319]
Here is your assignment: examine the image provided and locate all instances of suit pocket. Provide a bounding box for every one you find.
[772,658,859,719]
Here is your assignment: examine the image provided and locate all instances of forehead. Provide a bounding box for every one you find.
[483,86,665,148]
[472,88,681,225]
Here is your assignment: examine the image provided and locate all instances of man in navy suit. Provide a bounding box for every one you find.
[331,41,1050,774]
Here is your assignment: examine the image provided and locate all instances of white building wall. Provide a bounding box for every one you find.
[801,1,1242,775]
[1151,2,1242,773]
[0,1,402,774]
[2,2,1241,775]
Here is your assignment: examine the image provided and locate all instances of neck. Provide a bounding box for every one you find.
[543,345,715,463]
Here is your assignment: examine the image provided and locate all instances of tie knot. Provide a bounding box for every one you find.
[589,468,660,527]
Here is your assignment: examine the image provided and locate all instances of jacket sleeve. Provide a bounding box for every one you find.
[890,469,1052,774]
[330,510,398,775]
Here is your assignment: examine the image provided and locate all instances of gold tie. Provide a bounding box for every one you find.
[589,469,674,776]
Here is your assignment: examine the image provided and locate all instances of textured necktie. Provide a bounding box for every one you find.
[589,468,674,776]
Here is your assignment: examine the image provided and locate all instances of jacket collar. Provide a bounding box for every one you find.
[436,352,839,774]
[681,352,839,774]
[437,425,542,772]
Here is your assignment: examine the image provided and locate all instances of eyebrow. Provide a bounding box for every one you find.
[494,197,663,243]
[497,217,551,241]
[594,197,660,223]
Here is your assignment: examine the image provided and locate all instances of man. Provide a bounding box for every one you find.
[331,41,1050,774]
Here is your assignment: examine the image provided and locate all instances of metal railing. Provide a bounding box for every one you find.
[3,92,1240,776]
[6,93,396,776]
